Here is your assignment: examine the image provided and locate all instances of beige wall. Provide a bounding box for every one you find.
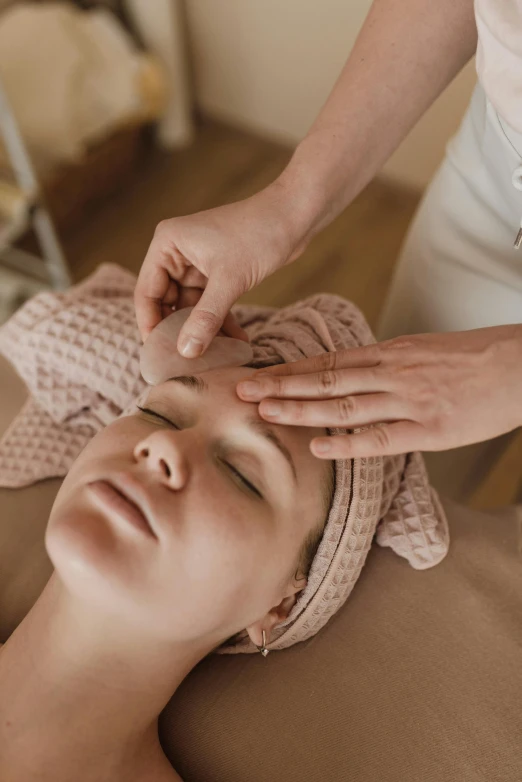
[185,0,477,190]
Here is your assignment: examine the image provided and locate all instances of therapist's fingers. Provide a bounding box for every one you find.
[237,365,394,402]
[176,287,249,342]
[135,265,180,341]
[249,344,382,378]
[134,250,183,341]
[310,422,426,460]
[258,393,412,428]
[237,326,522,456]
[176,271,248,357]
[221,312,250,341]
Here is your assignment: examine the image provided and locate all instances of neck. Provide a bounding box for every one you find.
[0,574,215,781]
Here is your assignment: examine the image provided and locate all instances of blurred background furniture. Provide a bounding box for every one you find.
[0,79,70,323]
[0,0,192,321]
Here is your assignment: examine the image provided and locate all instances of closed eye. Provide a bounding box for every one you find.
[224,461,263,499]
[136,405,263,499]
[137,406,180,430]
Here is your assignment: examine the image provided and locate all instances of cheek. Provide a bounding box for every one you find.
[174,490,289,624]
[159,485,257,599]
[186,502,266,587]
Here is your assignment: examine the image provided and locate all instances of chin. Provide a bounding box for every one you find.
[47,509,106,591]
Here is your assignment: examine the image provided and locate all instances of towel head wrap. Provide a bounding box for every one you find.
[0,264,449,654]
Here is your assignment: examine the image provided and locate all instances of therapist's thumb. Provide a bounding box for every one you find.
[177,274,245,358]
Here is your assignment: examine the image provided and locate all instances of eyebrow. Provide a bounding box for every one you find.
[167,375,208,393]
[166,374,297,483]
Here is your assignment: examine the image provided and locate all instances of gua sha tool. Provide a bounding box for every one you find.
[140,307,254,385]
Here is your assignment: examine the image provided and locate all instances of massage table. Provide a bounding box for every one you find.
[1,352,521,781]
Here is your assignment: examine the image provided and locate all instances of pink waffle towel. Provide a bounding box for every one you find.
[0,264,449,653]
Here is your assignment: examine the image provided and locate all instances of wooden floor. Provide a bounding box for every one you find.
[60,118,522,509]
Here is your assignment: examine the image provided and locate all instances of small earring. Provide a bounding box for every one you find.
[256,629,270,657]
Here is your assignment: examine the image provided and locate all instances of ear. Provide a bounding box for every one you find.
[246,574,307,649]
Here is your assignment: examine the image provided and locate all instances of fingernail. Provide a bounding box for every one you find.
[262,401,281,417]
[313,439,331,454]
[180,337,203,358]
[238,380,261,398]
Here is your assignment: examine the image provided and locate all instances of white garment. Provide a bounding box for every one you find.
[475,0,522,135]
[378,84,522,501]
[379,83,522,336]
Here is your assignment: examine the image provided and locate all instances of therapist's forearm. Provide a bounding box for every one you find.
[277,0,477,250]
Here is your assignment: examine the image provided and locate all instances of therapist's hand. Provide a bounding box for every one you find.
[236,325,522,458]
[134,180,310,355]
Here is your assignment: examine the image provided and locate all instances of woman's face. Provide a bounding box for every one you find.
[46,367,331,646]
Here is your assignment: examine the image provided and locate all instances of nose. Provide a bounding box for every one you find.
[134,430,189,490]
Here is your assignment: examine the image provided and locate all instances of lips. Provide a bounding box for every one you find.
[87,475,158,540]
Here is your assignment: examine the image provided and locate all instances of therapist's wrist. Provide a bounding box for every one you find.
[275,136,364,260]
[265,171,321,265]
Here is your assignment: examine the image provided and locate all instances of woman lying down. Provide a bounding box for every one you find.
[0,264,448,782]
